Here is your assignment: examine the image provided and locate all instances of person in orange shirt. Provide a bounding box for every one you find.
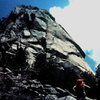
[73,79,90,100]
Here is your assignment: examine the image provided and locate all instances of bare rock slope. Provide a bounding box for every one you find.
[0,6,95,99]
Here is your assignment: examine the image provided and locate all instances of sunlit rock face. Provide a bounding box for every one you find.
[0,6,95,99]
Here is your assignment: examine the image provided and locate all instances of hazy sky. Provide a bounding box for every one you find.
[0,0,100,70]
[50,0,100,67]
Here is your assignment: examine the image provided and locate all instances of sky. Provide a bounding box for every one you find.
[0,0,100,71]
[49,0,100,70]
[0,0,68,19]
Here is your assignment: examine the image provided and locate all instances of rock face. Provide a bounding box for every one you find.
[0,5,95,99]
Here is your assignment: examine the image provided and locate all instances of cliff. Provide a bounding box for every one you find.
[0,5,95,99]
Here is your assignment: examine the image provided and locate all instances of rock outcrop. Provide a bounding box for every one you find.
[0,5,95,99]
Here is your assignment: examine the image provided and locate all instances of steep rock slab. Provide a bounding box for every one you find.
[0,6,95,90]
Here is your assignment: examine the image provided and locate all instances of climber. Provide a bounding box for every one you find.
[73,79,90,100]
